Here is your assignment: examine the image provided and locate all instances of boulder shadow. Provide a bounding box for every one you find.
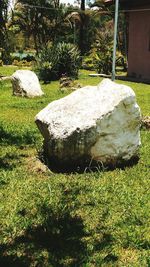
[0,206,87,267]
[39,150,139,174]
[0,124,36,146]
[0,154,20,171]
[94,233,118,264]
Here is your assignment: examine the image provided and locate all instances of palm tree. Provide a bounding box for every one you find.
[66,11,81,44]
[66,2,102,54]
[66,0,89,54]
[12,0,60,52]
[12,0,73,51]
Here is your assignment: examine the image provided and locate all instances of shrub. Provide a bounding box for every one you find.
[95,48,113,75]
[0,60,3,66]
[93,24,127,75]
[116,53,127,71]
[12,56,21,62]
[22,54,36,62]
[94,50,127,75]
[36,42,81,83]
[1,50,12,65]
[82,56,94,70]
[38,61,53,83]
[93,26,113,75]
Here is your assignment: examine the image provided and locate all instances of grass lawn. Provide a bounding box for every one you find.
[0,66,150,267]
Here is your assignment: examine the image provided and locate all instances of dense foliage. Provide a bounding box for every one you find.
[0,0,127,75]
[93,23,113,74]
[0,0,13,64]
[37,42,81,82]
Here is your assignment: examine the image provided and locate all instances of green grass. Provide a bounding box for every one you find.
[0,65,18,76]
[0,66,150,267]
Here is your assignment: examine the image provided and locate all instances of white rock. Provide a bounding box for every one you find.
[11,70,44,97]
[35,79,141,169]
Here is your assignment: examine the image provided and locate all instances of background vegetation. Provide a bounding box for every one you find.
[0,0,127,77]
[0,66,150,266]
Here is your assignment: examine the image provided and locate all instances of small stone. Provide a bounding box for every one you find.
[11,70,44,98]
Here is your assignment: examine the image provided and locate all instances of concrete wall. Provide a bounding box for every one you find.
[128,10,150,80]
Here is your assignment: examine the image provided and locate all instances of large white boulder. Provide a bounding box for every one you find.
[35,79,141,170]
[11,70,44,97]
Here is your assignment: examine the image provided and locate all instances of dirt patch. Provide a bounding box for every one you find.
[26,156,49,174]
[141,116,150,130]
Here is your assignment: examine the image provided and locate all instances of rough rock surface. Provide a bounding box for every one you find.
[11,70,44,97]
[35,79,141,170]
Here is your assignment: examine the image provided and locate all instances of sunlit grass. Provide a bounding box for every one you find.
[0,66,150,266]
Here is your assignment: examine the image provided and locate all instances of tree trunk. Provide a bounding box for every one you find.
[81,0,85,10]
[79,0,85,55]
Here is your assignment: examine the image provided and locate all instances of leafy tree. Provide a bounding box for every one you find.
[11,0,73,52]
[12,0,56,52]
[0,0,8,47]
[0,0,12,63]
[91,0,127,69]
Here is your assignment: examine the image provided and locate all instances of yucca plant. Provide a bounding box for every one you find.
[36,42,81,83]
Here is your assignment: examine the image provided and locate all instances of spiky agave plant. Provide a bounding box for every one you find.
[36,42,81,83]
[54,42,81,79]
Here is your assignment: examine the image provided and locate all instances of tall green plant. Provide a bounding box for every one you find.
[94,24,113,74]
[37,42,81,82]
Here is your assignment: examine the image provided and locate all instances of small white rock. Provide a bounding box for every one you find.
[11,70,44,97]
